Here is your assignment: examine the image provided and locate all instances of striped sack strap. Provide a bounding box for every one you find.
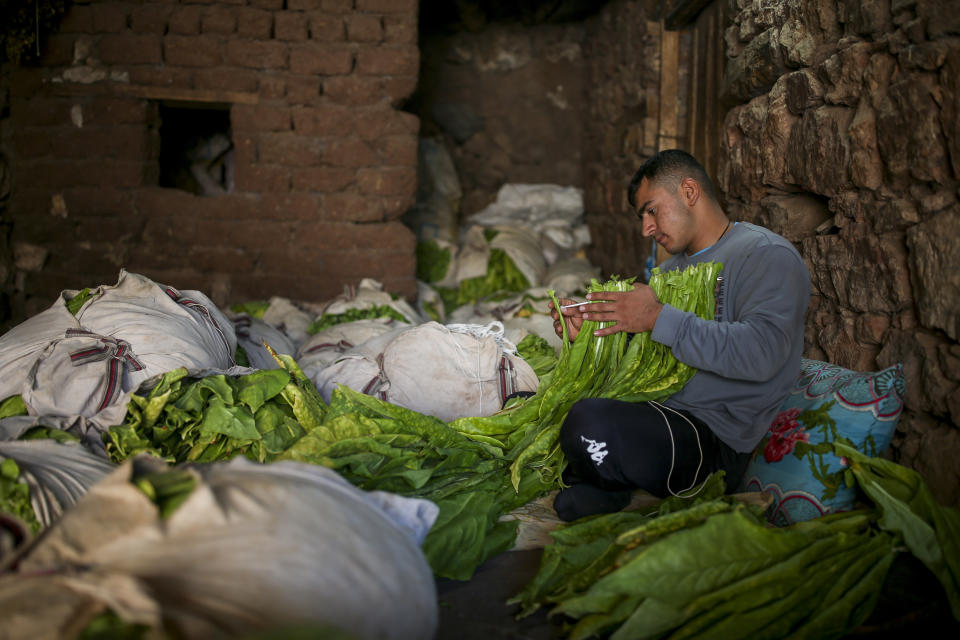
[66,328,144,412]
[164,286,234,364]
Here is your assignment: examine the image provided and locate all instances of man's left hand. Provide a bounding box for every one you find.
[580,283,664,336]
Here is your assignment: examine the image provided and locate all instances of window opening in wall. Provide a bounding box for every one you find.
[157,102,234,197]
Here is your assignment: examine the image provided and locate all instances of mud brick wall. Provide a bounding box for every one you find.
[719,0,960,505]
[0,0,420,321]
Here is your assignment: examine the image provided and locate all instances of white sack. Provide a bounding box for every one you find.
[544,256,602,297]
[297,318,407,380]
[320,278,422,324]
[261,296,316,350]
[1,457,439,640]
[231,314,298,370]
[313,321,539,421]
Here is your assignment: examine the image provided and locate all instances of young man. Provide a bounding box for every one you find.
[549,149,811,521]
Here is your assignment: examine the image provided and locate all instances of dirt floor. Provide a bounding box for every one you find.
[434,491,960,639]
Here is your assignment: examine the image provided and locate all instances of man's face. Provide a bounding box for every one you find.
[633,178,696,255]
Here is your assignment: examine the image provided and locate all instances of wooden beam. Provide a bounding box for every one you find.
[49,83,259,105]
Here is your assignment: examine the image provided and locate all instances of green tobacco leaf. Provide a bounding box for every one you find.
[234,369,291,413]
[175,375,234,413]
[0,395,27,419]
[199,397,260,441]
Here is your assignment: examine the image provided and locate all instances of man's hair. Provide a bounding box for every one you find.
[627,149,718,208]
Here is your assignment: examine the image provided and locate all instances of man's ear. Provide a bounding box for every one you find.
[679,177,700,207]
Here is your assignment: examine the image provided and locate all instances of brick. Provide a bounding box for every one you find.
[258,73,286,98]
[187,246,257,273]
[235,273,340,304]
[233,134,257,165]
[194,67,259,93]
[232,105,292,132]
[192,218,295,248]
[127,66,195,89]
[288,0,324,10]
[46,245,125,283]
[292,106,354,136]
[236,8,273,39]
[136,188,197,223]
[256,247,326,275]
[201,7,237,34]
[258,133,324,165]
[98,34,163,65]
[38,34,77,66]
[322,75,383,106]
[285,75,323,105]
[259,192,325,220]
[308,13,345,41]
[168,5,205,35]
[346,14,383,42]
[233,164,291,192]
[84,98,148,125]
[377,134,417,166]
[17,159,144,190]
[322,138,377,167]
[353,108,418,140]
[58,5,95,33]
[275,12,309,41]
[357,166,415,196]
[90,3,128,33]
[295,219,413,251]
[130,4,173,33]
[355,46,418,75]
[8,68,44,97]
[355,0,416,13]
[380,194,415,220]
[74,214,146,243]
[47,125,148,160]
[64,188,135,217]
[164,35,223,67]
[226,40,288,69]
[289,43,352,75]
[322,0,356,11]
[383,74,418,106]
[8,97,72,126]
[194,194,262,220]
[291,167,355,192]
[321,192,383,221]
[248,0,284,9]
[11,130,54,158]
[383,14,416,44]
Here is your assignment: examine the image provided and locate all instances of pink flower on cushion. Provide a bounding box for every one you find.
[771,408,802,434]
[763,424,810,463]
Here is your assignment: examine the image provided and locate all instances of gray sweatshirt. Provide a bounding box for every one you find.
[651,222,811,452]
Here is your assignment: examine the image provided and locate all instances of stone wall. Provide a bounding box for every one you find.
[0,0,421,322]
[719,0,960,505]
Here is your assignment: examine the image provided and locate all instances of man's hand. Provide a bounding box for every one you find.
[578,283,664,337]
[548,298,586,342]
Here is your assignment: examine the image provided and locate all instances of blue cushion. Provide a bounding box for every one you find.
[741,358,906,526]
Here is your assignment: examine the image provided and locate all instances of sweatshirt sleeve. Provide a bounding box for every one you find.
[650,244,810,382]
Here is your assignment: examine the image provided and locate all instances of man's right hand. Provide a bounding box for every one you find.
[548,298,586,342]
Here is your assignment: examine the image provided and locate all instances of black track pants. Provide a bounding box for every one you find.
[558,398,751,506]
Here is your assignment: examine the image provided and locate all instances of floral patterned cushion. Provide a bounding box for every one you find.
[741,358,905,526]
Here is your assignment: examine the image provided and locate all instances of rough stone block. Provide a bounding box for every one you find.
[758,194,831,242]
[786,105,854,197]
[906,206,960,342]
